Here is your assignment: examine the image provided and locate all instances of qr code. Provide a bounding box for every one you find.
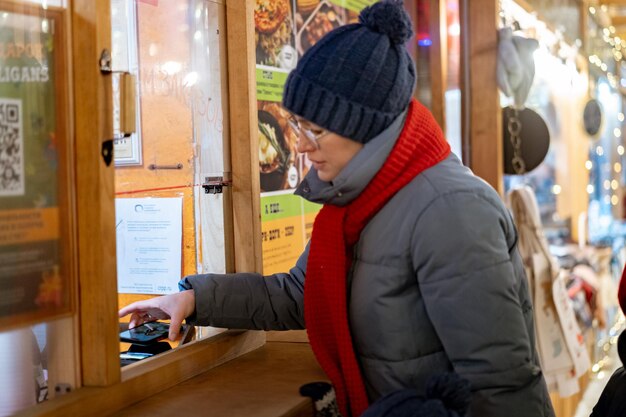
[0,99,24,196]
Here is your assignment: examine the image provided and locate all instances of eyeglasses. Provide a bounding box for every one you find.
[287,115,329,149]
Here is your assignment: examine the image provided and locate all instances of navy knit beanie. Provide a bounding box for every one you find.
[282,0,416,143]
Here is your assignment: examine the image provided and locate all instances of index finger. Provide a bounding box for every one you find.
[118,299,159,318]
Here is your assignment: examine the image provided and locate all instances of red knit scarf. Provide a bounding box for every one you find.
[304,99,450,417]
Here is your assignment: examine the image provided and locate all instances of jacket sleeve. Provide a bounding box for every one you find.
[411,191,553,417]
[178,243,309,330]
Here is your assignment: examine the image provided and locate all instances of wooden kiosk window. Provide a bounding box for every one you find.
[9,0,265,416]
[114,0,233,307]
[110,0,264,391]
[0,1,80,412]
[113,0,262,360]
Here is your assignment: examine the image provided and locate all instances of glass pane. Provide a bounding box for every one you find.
[114,0,230,360]
[111,0,142,166]
[588,78,623,243]
[501,0,589,241]
[0,0,75,413]
[0,0,71,330]
[0,327,40,413]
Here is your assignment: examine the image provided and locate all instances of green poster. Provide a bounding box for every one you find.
[328,0,377,13]
[0,8,69,327]
[256,68,289,103]
[261,193,318,274]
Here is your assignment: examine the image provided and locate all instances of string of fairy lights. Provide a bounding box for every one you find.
[579,4,626,212]
[588,5,624,89]
[585,116,624,207]
[582,4,626,378]
[591,313,624,380]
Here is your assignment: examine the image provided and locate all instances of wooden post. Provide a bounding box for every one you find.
[404,0,419,89]
[460,0,503,193]
[429,0,448,132]
[194,0,234,275]
[71,0,120,386]
[580,0,588,53]
[225,0,263,273]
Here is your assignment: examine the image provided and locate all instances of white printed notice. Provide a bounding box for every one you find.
[115,198,183,294]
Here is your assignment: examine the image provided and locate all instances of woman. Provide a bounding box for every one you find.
[590,267,626,417]
[120,1,554,416]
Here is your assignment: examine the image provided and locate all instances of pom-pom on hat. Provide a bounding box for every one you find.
[282,0,416,144]
[360,373,472,417]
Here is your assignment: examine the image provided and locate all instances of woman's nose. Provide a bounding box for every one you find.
[296,133,316,153]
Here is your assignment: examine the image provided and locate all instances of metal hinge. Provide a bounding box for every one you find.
[202,174,232,194]
[99,49,136,166]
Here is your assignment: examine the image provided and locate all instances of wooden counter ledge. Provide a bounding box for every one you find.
[112,341,327,417]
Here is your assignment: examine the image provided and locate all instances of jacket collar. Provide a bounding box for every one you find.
[295,109,408,206]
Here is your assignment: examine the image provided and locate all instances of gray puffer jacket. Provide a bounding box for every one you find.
[180,113,555,417]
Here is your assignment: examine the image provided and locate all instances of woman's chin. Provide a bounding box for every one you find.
[317,171,334,182]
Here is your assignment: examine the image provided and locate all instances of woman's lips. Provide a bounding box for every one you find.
[311,160,324,170]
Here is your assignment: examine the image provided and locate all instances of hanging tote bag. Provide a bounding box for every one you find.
[508,186,590,396]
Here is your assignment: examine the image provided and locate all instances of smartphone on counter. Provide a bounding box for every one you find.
[119,351,154,361]
[119,321,170,345]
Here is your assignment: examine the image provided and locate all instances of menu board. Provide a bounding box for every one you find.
[0,5,70,329]
[255,0,375,274]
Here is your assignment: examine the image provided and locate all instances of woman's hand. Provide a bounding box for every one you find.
[118,290,196,340]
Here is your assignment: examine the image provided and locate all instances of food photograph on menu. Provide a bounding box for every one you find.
[255,0,298,70]
[258,101,311,192]
[295,0,345,57]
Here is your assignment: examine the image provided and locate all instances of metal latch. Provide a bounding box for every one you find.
[99,49,112,73]
[99,48,137,136]
[202,175,232,194]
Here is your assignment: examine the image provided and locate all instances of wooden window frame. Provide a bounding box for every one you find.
[428,0,448,132]
[19,0,264,415]
[459,0,503,193]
